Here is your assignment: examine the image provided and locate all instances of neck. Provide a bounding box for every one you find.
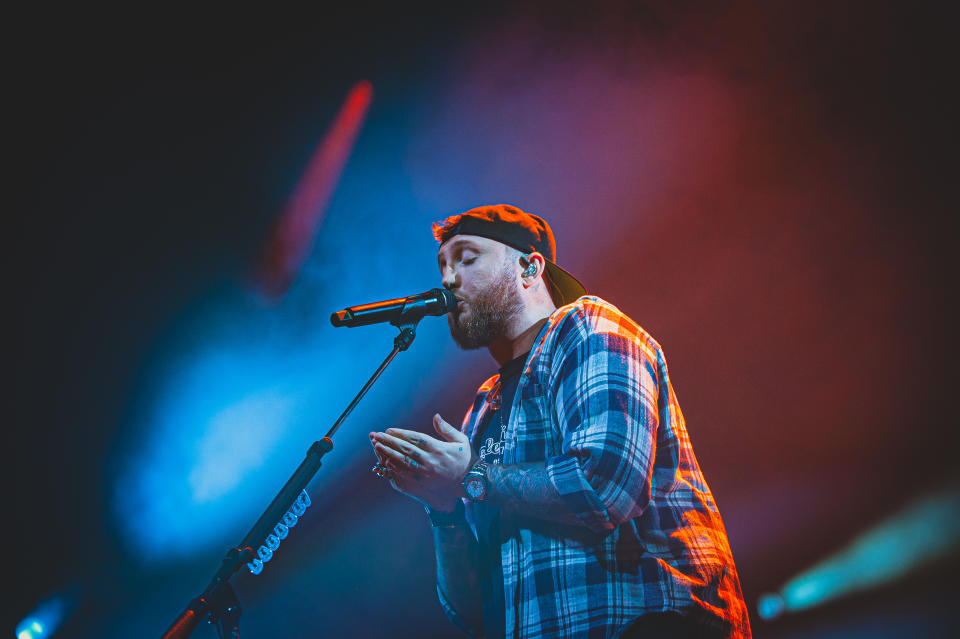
[487,302,555,366]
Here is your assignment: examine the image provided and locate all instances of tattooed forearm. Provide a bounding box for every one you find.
[433,522,483,632]
[486,463,582,525]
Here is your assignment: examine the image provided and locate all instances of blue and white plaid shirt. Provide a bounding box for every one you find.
[441,296,751,639]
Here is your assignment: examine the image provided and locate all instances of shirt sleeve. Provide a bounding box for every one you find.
[437,586,482,638]
[544,308,660,533]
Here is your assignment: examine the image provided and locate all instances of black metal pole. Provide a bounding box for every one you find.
[161,322,419,638]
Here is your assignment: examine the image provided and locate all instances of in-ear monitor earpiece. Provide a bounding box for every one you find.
[521,254,537,277]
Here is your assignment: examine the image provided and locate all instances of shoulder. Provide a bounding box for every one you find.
[546,296,662,355]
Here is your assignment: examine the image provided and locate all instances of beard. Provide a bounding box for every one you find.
[448,266,523,350]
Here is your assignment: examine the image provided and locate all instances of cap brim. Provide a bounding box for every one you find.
[544,261,587,307]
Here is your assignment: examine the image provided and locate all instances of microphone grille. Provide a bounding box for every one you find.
[435,287,457,313]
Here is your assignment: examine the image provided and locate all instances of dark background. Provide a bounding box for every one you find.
[8,2,956,637]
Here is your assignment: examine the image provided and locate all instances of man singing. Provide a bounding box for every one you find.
[370,205,751,638]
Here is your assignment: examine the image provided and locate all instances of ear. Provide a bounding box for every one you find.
[520,252,547,289]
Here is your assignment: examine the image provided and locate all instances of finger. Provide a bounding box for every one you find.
[374,442,422,470]
[433,413,468,443]
[386,458,425,485]
[374,441,405,464]
[374,431,427,459]
[383,427,439,452]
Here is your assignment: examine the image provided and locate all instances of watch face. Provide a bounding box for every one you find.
[465,476,485,500]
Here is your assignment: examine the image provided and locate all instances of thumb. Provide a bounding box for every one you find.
[433,413,467,443]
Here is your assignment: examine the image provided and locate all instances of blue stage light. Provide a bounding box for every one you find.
[110,153,458,564]
[15,596,66,639]
[756,592,785,621]
[758,486,960,619]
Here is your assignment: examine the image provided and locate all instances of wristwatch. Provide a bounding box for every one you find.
[462,460,489,501]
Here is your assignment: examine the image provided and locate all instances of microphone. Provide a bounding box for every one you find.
[330,287,456,328]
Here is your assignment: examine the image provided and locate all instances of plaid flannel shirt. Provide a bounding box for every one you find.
[440,296,751,639]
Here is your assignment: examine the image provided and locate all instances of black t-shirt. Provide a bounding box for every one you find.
[473,350,528,639]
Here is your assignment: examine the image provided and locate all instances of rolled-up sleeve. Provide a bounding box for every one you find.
[545,312,660,533]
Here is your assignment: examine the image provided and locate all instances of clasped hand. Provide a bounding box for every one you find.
[370,413,473,512]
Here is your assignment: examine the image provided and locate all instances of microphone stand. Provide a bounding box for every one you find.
[161,318,422,638]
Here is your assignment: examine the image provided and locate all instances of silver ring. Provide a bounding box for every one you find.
[372,463,392,480]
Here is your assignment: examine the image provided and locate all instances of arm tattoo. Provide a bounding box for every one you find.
[433,523,483,631]
[486,463,582,525]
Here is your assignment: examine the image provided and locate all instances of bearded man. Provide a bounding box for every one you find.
[370,205,751,639]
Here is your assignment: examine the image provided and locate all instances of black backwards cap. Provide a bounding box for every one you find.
[433,204,587,307]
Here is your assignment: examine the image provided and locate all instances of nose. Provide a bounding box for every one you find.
[441,265,458,292]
